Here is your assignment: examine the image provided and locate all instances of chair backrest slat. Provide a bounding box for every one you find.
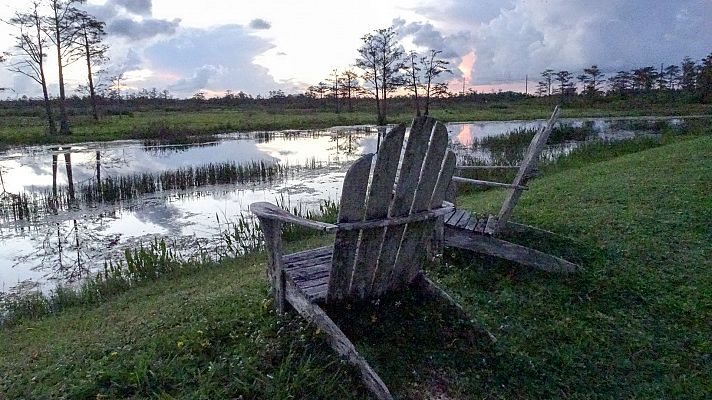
[431,151,457,209]
[328,154,373,301]
[350,126,406,298]
[391,122,450,288]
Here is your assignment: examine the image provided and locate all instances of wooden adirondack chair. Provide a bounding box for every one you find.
[251,116,487,400]
[442,106,580,273]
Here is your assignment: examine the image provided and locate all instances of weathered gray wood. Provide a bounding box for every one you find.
[251,202,337,232]
[337,204,454,231]
[447,209,467,225]
[430,152,459,255]
[390,117,436,216]
[376,117,436,293]
[393,122,450,287]
[412,273,497,344]
[484,215,498,235]
[456,165,520,170]
[285,277,394,400]
[464,213,480,231]
[410,122,449,213]
[444,225,579,273]
[352,124,406,297]
[451,176,528,190]
[433,151,457,209]
[456,212,472,229]
[496,106,560,232]
[257,217,285,313]
[328,154,374,301]
[365,125,406,219]
[444,179,458,206]
[474,218,487,233]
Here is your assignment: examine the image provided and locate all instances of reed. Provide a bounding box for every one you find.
[0,158,327,222]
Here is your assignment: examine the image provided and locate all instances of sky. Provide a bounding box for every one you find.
[1,0,711,98]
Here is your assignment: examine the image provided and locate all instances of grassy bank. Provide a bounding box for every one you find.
[2,135,711,398]
[2,100,711,147]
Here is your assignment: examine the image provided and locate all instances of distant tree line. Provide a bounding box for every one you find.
[535,53,712,102]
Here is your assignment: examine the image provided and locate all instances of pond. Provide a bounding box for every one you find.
[0,116,686,293]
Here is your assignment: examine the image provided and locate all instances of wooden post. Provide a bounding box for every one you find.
[63,151,75,201]
[52,153,58,197]
[258,217,285,313]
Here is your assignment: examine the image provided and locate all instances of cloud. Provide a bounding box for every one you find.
[139,24,280,96]
[248,18,271,30]
[82,0,181,42]
[108,17,181,40]
[110,0,153,16]
[415,0,712,84]
[393,18,470,78]
[170,65,224,92]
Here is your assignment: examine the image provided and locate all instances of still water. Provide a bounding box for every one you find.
[0,117,679,292]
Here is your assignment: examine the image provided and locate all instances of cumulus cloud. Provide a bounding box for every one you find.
[108,17,180,40]
[82,0,180,42]
[141,24,280,96]
[415,0,712,84]
[110,0,153,16]
[248,18,271,30]
[170,65,224,92]
[393,18,471,78]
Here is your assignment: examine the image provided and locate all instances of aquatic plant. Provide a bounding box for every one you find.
[0,158,328,222]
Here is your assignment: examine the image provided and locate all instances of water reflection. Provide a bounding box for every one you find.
[0,117,691,292]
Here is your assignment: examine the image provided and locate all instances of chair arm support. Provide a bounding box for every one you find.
[250,202,338,233]
[452,176,528,190]
[456,165,520,170]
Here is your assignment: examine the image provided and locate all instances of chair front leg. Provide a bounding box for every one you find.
[258,217,285,313]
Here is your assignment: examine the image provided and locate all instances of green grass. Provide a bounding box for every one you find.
[2,134,711,398]
[2,101,711,147]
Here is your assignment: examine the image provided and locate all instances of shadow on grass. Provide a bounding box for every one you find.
[324,288,498,399]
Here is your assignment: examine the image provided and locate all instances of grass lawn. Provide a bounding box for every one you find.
[1,135,711,398]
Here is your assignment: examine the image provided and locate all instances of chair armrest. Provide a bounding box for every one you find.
[250,202,338,233]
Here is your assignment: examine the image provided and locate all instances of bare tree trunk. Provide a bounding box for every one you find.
[33,13,56,135]
[84,29,98,121]
[372,65,383,125]
[40,70,56,135]
[347,86,353,112]
[424,78,432,116]
[53,5,70,134]
[380,76,387,125]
